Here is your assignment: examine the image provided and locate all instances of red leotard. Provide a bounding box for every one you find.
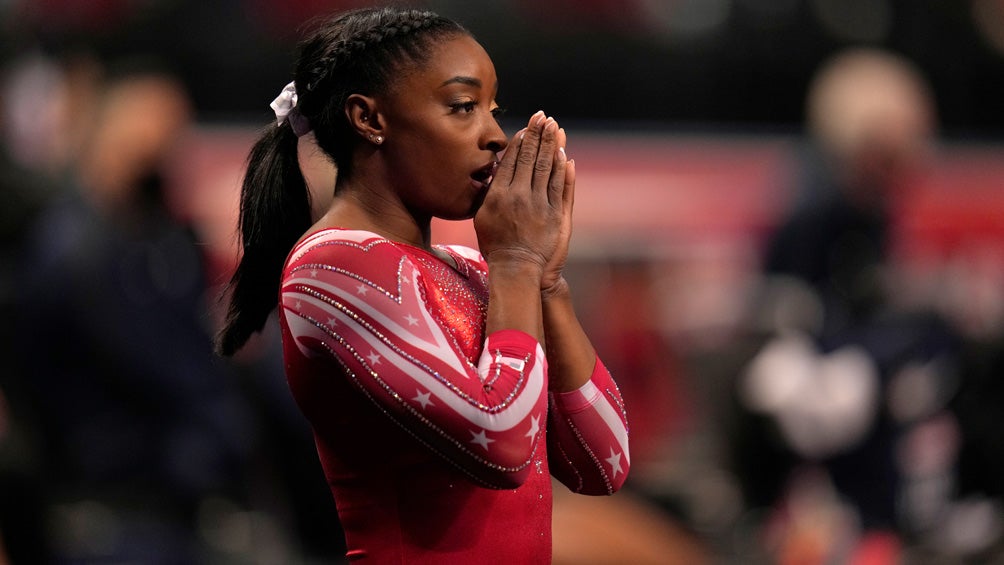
[279,229,630,563]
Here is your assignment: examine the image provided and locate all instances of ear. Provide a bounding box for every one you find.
[345,94,385,143]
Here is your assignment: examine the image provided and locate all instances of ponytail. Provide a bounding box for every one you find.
[215,6,468,356]
[215,121,311,356]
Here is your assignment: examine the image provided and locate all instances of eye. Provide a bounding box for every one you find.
[450,101,478,114]
[491,106,507,121]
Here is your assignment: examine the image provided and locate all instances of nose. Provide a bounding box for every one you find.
[483,116,507,154]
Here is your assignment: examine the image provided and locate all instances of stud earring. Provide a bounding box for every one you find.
[374,135,384,144]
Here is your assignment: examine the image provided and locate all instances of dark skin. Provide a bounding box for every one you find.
[311,34,594,392]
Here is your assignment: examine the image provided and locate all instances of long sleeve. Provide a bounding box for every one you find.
[279,229,548,489]
[547,357,631,495]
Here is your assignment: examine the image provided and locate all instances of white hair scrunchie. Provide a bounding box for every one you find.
[269,81,311,137]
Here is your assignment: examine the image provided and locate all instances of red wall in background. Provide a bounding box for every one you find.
[166,127,1004,285]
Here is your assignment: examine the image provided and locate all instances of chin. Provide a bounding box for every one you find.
[440,208,478,221]
[466,193,488,218]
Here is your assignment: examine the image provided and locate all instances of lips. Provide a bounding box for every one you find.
[470,160,498,190]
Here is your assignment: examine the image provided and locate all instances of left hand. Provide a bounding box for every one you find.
[540,127,575,293]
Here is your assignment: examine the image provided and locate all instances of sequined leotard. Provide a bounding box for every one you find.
[279,229,630,563]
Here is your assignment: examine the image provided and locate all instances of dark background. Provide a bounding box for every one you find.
[8,0,1004,138]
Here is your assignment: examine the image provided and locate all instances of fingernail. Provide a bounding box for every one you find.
[559,146,566,158]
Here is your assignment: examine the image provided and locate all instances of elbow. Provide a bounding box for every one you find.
[467,438,537,490]
[606,469,629,495]
[574,470,629,496]
[552,450,630,496]
[605,459,630,494]
[473,452,532,489]
[482,468,530,490]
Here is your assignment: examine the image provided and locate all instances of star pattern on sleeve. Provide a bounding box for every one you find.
[403,313,419,326]
[469,429,495,451]
[524,415,540,446]
[413,389,433,410]
[605,447,624,478]
[366,351,381,365]
[356,284,369,296]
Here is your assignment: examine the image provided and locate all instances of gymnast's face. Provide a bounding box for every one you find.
[376,34,509,220]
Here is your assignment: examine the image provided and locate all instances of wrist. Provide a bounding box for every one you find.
[541,276,570,301]
[485,250,546,280]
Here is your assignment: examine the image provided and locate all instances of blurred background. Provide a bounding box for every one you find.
[2,0,1003,564]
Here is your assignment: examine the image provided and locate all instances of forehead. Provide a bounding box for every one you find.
[398,34,496,90]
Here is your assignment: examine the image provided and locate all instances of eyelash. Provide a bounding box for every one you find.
[450,101,506,121]
[450,101,478,114]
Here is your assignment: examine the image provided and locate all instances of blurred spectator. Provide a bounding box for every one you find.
[0,47,81,565]
[12,62,257,563]
[731,48,1001,564]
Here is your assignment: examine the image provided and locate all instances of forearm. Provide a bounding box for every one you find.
[485,258,545,343]
[543,278,630,496]
[541,277,596,392]
[547,356,631,495]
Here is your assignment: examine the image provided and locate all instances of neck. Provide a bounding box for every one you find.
[318,176,433,250]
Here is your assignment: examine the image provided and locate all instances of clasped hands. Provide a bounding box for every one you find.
[474,110,576,294]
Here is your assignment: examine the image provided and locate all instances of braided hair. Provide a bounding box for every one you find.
[215,7,468,356]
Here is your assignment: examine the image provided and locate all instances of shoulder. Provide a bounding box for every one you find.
[282,228,422,288]
[436,244,487,271]
[286,228,407,266]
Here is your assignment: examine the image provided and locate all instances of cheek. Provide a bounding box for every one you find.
[387,123,471,192]
[413,138,467,179]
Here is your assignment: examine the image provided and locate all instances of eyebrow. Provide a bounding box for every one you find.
[440,76,482,88]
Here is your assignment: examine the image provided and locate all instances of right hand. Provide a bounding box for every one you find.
[474,111,570,278]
